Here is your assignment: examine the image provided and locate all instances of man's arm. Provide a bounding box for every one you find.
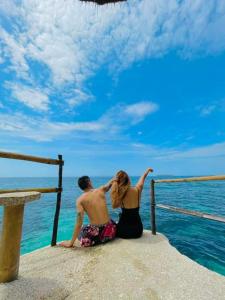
[100,177,117,193]
[136,168,154,191]
[60,198,84,248]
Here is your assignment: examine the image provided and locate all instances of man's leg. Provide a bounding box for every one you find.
[79,224,100,247]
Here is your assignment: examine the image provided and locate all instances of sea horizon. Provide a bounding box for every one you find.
[0,174,218,178]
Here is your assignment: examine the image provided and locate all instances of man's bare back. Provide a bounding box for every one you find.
[78,188,110,225]
[60,176,116,248]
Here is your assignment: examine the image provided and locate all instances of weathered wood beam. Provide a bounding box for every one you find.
[0,151,63,165]
[155,175,225,183]
[157,204,225,223]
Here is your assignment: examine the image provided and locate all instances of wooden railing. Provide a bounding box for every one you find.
[150,175,225,235]
[0,151,64,246]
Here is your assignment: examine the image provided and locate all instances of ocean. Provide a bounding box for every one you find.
[0,176,225,276]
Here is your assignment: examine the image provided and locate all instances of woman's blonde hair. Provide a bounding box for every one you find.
[111,170,130,208]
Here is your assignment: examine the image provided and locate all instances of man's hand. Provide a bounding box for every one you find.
[59,240,73,248]
[101,177,117,193]
[147,168,154,173]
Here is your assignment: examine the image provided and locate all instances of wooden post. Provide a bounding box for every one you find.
[150,180,156,235]
[51,155,64,246]
[0,192,40,283]
[0,205,24,282]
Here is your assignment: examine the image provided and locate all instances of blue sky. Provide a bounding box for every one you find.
[0,0,225,177]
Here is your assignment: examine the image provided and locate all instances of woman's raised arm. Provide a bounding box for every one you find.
[136,168,153,190]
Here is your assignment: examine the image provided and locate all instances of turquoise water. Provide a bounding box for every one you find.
[0,177,225,276]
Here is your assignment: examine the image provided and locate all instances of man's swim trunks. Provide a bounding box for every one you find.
[78,219,116,247]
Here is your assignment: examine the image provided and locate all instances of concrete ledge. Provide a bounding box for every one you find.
[0,231,224,299]
[0,192,41,206]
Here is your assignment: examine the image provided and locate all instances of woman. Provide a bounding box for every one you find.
[110,168,153,239]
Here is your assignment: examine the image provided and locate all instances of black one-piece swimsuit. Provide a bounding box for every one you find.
[116,189,143,239]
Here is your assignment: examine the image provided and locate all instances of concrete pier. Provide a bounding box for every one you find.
[0,231,224,299]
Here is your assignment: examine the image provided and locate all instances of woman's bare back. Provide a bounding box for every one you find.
[121,187,140,209]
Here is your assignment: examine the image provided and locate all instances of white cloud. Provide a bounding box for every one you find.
[130,141,225,160]
[97,101,159,134]
[66,89,94,108]
[167,142,225,159]
[0,0,224,127]
[0,0,20,17]
[0,46,4,64]
[0,28,29,79]
[7,83,50,111]
[200,105,216,116]
[124,101,159,123]
[0,100,157,141]
[1,0,225,90]
[130,142,178,158]
[57,140,225,162]
[197,99,225,116]
[0,113,103,141]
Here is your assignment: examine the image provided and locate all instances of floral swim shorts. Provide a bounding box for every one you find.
[78,219,116,247]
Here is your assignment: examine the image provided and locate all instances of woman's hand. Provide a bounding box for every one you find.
[147,168,154,173]
[59,240,73,248]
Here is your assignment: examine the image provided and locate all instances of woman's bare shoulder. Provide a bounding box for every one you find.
[127,186,139,194]
[130,186,138,191]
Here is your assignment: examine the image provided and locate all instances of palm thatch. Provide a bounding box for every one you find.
[80,0,126,5]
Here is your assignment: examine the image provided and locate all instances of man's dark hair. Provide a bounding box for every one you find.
[78,176,91,190]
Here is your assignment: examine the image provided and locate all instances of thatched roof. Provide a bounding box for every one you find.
[80,0,126,5]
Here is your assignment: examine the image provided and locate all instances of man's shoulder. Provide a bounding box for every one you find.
[76,194,85,204]
[95,187,105,193]
[77,189,104,202]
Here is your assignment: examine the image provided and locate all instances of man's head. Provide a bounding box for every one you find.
[78,176,93,191]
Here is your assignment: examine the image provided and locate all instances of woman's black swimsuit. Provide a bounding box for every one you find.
[116,189,143,239]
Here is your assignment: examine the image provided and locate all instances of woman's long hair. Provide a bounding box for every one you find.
[111,170,130,208]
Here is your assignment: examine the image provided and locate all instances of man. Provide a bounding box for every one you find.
[60,176,116,248]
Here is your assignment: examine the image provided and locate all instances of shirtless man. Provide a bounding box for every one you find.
[60,176,116,248]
